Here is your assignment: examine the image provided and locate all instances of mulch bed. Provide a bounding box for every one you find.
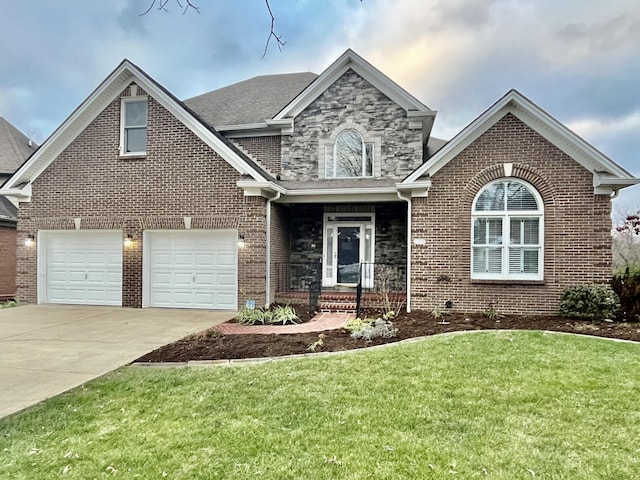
[136,311,640,363]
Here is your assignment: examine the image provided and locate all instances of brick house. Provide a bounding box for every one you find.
[0,117,37,299]
[0,50,637,314]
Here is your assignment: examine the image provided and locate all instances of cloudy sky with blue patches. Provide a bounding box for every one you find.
[1,0,638,211]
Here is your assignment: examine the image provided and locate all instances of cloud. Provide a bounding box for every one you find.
[567,111,640,141]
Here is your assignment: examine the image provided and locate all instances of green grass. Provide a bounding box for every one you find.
[2,331,640,479]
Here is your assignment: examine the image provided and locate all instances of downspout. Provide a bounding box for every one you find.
[396,190,412,313]
[265,191,282,305]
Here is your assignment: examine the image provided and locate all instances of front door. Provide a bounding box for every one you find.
[323,213,375,287]
[337,226,361,284]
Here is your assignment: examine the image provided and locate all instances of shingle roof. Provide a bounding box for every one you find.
[0,196,17,222]
[184,72,318,127]
[0,117,37,174]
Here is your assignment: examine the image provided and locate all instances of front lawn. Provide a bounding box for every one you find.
[2,331,640,479]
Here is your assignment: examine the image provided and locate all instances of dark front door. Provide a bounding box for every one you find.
[337,226,360,284]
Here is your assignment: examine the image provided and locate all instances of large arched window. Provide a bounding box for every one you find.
[326,129,373,178]
[471,179,543,280]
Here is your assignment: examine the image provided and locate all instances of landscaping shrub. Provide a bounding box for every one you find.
[350,318,398,341]
[559,285,620,320]
[236,304,299,325]
[612,267,640,321]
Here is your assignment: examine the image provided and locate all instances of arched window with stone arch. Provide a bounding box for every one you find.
[471,178,544,280]
[326,129,373,178]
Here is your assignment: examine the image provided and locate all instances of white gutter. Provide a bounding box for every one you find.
[396,190,412,313]
[265,190,282,305]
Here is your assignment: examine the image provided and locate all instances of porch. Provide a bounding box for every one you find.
[271,202,408,314]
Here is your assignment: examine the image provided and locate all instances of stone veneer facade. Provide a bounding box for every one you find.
[280,69,424,181]
[16,84,268,308]
[410,114,613,315]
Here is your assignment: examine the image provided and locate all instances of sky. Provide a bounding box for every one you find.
[0,0,638,214]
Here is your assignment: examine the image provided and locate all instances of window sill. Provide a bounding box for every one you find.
[471,278,545,286]
[119,154,147,160]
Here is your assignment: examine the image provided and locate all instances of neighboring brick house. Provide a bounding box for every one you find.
[0,117,37,299]
[0,50,637,314]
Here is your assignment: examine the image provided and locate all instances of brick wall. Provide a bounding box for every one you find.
[411,113,612,315]
[281,69,423,181]
[0,225,16,297]
[16,83,268,308]
[269,203,290,301]
[232,136,281,176]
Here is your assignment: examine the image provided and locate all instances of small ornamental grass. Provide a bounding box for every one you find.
[560,284,621,320]
[345,315,398,341]
[237,304,299,325]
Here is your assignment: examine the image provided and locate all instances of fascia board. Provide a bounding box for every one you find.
[274,49,434,121]
[5,61,269,189]
[281,192,400,204]
[404,90,638,184]
[4,64,134,189]
[236,180,286,194]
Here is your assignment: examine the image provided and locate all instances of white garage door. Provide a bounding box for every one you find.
[145,231,237,310]
[41,231,122,306]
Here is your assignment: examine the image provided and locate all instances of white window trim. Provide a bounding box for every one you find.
[328,129,373,178]
[470,179,544,281]
[318,120,381,179]
[120,96,148,156]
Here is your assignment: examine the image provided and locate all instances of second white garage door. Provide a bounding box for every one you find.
[144,230,237,310]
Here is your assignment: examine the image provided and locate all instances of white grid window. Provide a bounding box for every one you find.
[471,179,543,280]
[121,99,147,154]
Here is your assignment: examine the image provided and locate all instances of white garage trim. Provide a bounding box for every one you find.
[37,230,123,306]
[142,230,238,310]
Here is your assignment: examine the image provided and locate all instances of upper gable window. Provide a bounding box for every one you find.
[121,98,147,155]
[327,129,373,178]
[471,179,544,281]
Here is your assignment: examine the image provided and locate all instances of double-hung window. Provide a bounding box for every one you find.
[121,99,147,155]
[326,129,373,178]
[471,179,543,280]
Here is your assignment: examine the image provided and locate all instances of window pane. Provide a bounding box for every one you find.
[509,248,539,274]
[522,219,539,244]
[125,101,147,127]
[325,227,334,278]
[474,218,502,245]
[335,130,363,177]
[125,127,146,153]
[475,183,505,211]
[473,247,502,273]
[365,143,373,176]
[510,219,521,244]
[507,182,538,210]
[325,145,333,177]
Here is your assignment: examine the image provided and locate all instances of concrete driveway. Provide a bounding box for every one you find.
[0,304,234,418]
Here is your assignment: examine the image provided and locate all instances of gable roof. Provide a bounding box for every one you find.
[0,117,37,174]
[185,72,317,127]
[1,60,272,192]
[274,49,436,121]
[404,89,639,193]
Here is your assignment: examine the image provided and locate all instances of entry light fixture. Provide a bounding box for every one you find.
[24,235,35,247]
[124,234,133,248]
[237,234,246,249]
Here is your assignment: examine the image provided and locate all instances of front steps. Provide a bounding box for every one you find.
[275,291,406,313]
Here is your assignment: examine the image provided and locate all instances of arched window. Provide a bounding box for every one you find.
[471,179,543,280]
[327,129,373,178]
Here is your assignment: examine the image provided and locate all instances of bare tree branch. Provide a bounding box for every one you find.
[140,0,200,16]
[262,0,286,59]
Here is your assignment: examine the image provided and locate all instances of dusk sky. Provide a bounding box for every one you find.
[1,0,638,213]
